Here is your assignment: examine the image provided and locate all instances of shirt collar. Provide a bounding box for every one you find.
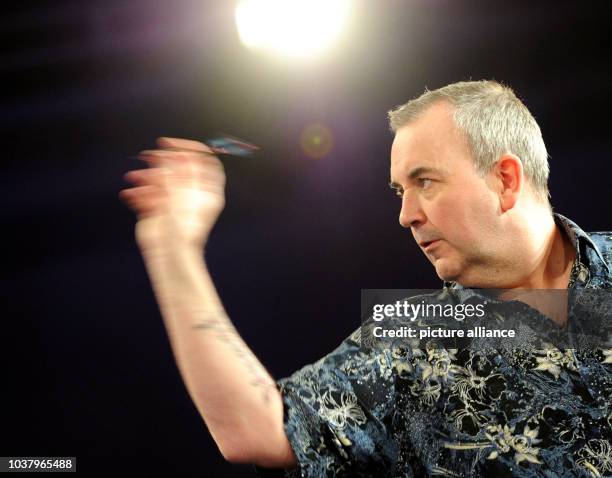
[553,213,609,273]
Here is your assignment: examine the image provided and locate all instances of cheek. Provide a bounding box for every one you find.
[428,190,494,245]
[427,194,473,240]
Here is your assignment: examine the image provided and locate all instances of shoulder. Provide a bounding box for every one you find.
[588,231,612,251]
[587,231,612,267]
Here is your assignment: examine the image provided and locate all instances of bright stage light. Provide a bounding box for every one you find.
[235,0,351,59]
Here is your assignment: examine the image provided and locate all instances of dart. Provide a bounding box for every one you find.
[130,134,260,159]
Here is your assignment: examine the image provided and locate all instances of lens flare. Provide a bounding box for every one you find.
[300,123,334,159]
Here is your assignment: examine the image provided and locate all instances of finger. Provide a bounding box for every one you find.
[156,137,212,153]
[119,184,163,202]
[124,168,169,187]
[138,148,219,168]
[137,149,173,167]
[125,164,208,191]
[136,149,212,168]
[138,151,224,189]
[119,186,165,217]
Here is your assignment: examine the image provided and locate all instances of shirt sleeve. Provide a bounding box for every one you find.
[255,328,400,478]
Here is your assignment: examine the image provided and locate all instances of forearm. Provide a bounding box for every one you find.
[140,244,294,466]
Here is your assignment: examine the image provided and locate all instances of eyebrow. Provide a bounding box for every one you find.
[389,166,445,189]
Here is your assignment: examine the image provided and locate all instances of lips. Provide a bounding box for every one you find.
[419,239,440,250]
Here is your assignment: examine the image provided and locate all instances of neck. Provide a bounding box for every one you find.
[496,211,576,327]
[510,212,575,289]
[457,208,577,327]
[499,211,576,327]
[461,208,576,290]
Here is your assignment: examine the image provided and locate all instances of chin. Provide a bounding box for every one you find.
[433,259,463,283]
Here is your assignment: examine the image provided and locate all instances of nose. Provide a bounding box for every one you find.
[399,191,426,228]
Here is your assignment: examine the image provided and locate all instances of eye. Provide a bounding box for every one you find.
[394,188,404,198]
[418,178,432,189]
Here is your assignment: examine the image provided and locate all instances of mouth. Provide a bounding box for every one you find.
[420,239,441,251]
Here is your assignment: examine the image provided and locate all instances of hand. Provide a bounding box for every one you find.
[120,137,226,252]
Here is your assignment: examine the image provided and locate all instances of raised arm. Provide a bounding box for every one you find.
[119,137,296,468]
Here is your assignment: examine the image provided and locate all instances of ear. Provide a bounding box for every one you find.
[493,154,523,212]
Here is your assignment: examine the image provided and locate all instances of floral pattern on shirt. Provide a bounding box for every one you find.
[256,214,612,478]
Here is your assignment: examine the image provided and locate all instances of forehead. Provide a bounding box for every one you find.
[390,101,473,178]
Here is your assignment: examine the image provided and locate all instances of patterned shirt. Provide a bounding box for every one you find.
[257,214,612,478]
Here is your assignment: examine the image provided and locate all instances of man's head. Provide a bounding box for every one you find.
[388,80,551,286]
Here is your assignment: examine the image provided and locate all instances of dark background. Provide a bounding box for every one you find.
[2,1,610,476]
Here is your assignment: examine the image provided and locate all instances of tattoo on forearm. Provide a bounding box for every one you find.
[190,313,277,402]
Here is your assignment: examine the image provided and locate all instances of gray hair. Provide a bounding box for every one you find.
[387,80,550,203]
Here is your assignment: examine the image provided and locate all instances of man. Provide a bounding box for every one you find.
[120,80,611,477]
